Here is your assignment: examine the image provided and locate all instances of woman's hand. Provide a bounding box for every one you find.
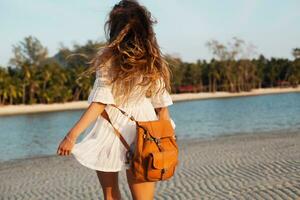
[57,135,76,156]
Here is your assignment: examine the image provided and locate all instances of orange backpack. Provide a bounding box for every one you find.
[101,104,179,182]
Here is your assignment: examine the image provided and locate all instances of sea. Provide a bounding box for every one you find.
[0,92,299,162]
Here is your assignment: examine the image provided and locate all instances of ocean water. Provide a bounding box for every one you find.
[0,92,299,162]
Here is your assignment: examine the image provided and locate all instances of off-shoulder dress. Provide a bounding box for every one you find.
[71,69,175,172]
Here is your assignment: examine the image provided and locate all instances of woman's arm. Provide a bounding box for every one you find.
[155,107,176,130]
[57,102,106,156]
[68,102,106,139]
[155,107,171,120]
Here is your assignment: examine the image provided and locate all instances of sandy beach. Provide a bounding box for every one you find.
[0,86,299,116]
[0,131,299,199]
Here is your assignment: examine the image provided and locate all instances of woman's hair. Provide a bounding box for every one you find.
[85,0,172,104]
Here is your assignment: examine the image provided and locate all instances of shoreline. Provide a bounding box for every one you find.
[0,86,299,116]
[1,131,299,199]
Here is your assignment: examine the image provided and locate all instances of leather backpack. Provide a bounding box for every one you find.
[101,104,179,182]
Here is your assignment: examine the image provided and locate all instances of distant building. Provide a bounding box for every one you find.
[177,85,200,93]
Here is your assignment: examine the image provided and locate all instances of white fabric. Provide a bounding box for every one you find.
[71,72,175,172]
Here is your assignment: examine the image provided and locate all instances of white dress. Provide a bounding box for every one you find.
[71,70,176,172]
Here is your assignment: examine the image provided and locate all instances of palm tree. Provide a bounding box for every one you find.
[164,55,183,93]
[9,36,48,104]
[207,59,221,92]
[287,59,300,87]
[292,48,300,59]
[36,58,71,103]
[254,55,267,88]
[0,67,22,105]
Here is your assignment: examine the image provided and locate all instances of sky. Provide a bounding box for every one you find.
[0,0,300,66]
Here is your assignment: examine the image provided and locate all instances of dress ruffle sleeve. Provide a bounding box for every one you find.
[150,78,173,108]
[87,69,115,105]
[150,78,176,129]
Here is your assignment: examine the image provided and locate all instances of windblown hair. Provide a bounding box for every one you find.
[85,0,172,105]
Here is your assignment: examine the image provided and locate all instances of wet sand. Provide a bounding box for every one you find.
[0,132,299,199]
[0,86,299,116]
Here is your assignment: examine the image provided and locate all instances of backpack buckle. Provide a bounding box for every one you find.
[125,150,133,164]
[154,138,161,145]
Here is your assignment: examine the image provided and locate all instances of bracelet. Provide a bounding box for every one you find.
[65,135,75,144]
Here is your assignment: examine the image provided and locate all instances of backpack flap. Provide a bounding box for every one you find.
[138,119,175,139]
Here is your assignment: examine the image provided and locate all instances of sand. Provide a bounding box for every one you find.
[0,132,299,199]
[0,86,299,116]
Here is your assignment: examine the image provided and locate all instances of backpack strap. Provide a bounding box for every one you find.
[100,104,138,151]
[110,104,138,123]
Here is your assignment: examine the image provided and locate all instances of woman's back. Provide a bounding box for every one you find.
[72,64,174,171]
[58,1,176,199]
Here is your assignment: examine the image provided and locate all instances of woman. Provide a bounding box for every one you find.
[56,0,175,199]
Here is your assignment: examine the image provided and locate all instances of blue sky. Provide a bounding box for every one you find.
[0,0,300,66]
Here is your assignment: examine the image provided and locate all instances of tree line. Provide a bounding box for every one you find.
[0,36,299,105]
